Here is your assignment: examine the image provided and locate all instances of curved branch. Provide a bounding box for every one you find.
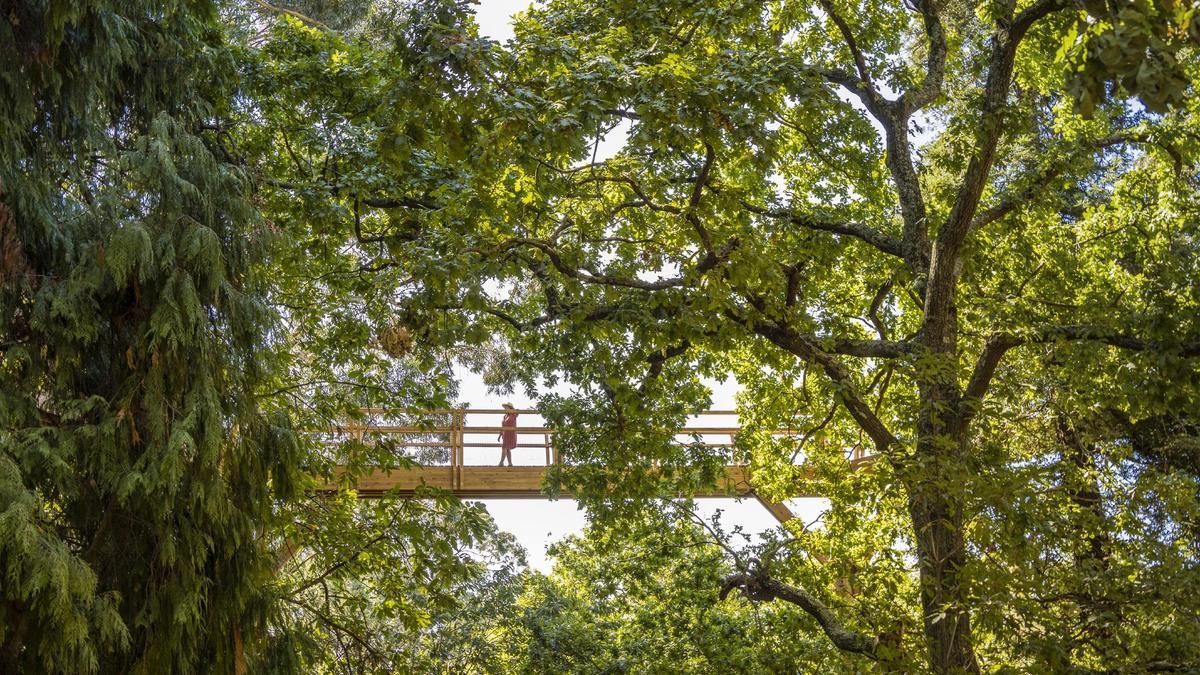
[744,202,905,259]
[1021,325,1200,357]
[968,131,1177,233]
[253,0,333,31]
[494,238,688,290]
[818,0,879,100]
[749,319,901,454]
[959,326,1200,429]
[721,571,879,656]
[940,0,1071,255]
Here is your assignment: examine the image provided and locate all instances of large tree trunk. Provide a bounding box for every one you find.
[911,275,981,673]
[905,439,981,674]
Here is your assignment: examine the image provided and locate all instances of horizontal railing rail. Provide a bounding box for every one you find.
[317,409,870,471]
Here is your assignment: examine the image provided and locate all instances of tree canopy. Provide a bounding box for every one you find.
[4,0,1200,672]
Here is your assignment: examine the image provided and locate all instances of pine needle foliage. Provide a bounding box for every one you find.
[1,1,301,671]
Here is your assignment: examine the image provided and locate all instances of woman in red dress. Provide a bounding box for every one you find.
[498,403,518,467]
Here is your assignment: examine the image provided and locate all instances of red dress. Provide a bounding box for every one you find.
[500,412,519,451]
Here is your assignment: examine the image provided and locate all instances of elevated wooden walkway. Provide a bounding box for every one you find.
[319,409,869,523]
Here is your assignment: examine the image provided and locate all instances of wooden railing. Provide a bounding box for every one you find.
[327,408,744,469]
[318,409,871,521]
[323,408,868,469]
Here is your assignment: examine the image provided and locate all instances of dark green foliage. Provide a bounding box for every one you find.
[1,0,301,670]
[258,494,525,674]
[508,512,845,674]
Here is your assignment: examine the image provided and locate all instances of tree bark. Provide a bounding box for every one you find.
[910,253,981,672]
[905,438,981,674]
[1,600,29,668]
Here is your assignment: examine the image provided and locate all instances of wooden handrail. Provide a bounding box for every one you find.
[318,408,870,469]
[357,407,742,415]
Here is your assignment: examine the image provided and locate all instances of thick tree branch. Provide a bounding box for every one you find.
[959,333,1022,424]
[818,0,879,101]
[640,338,708,396]
[1020,325,1200,356]
[940,0,1070,254]
[748,318,900,454]
[812,67,880,113]
[868,277,895,340]
[924,0,1070,350]
[805,1,944,272]
[720,570,879,656]
[903,0,947,112]
[969,131,1178,233]
[686,143,718,255]
[960,326,1200,427]
[744,202,905,259]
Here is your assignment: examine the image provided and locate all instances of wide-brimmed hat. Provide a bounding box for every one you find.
[501,402,515,409]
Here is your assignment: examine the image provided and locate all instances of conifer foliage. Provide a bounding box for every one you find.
[1,1,300,671]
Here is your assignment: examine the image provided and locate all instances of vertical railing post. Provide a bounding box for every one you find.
[447,411,457,487]
[452,409,464,489]
[544,432,551,466]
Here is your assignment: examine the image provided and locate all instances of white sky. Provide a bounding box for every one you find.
[465,2,827,571]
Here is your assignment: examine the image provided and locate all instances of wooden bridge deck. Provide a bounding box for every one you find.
[318,408,869,524]
[325,465,797,523]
